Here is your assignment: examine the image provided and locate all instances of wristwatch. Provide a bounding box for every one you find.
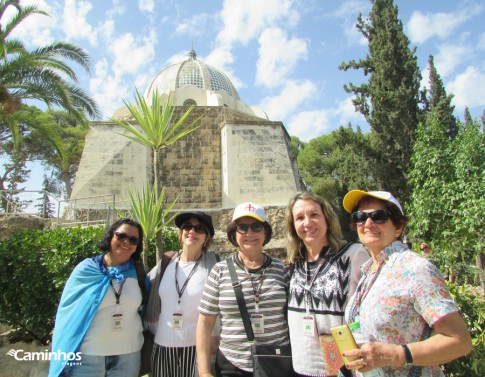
[401,344,414,366]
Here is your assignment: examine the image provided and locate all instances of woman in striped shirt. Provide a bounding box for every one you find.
[196,202,290,377]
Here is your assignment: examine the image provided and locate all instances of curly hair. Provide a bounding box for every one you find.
[97,218,144,261]
[285,192,345,263]
[226,220,273,247]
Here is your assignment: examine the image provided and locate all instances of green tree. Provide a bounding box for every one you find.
[427,55,457,140]
[0,0,99,119]
[38,110,89,198]
[290,135,305,160]
[111,91,201,263]
[339,0,422,203]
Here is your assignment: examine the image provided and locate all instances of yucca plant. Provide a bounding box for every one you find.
[111,90,201,263]
[115,183,179,268]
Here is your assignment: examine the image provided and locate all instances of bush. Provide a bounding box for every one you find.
[0,225,179,344]
[443,283,485,377]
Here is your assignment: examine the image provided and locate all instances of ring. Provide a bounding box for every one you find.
[362,358,368,367]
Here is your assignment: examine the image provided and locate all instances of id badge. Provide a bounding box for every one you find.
[172,312,183,330]
[251,313,265,334]
[302,314,315,336]
[112,312,123,331]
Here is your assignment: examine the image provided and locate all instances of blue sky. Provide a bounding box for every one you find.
[5,0,485,191]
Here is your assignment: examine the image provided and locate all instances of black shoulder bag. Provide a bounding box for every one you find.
[226,256,294,377]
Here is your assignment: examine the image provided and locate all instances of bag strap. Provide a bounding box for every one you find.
[134,259,148,305]
[226,256,255,341]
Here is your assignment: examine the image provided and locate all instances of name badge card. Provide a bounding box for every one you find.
[251,314,265,334]
[112,312,124,331]
[172,312,183,330]
[302,314,315,336]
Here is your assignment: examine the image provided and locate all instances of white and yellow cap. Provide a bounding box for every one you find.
[232,202,267,222]
[343,190,404,215]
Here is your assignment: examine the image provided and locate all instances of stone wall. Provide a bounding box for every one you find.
[0,216,49,242]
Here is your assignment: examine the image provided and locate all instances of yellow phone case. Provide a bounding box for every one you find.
[330,324,360,364]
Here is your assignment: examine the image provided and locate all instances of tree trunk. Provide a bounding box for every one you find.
[476,252,485,296]
[154,149,164,264]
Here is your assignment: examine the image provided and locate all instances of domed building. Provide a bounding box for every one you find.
[69,50,303,235]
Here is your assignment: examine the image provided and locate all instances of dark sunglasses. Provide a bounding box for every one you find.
[236,222,264,234]
[181,223,207,234]
[351,209,390,225]
[114,232,139,245]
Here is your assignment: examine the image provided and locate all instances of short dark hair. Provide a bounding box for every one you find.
[98,218,144,261]
[226,220,273,247]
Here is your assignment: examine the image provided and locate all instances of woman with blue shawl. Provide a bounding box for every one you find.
[49,218,147,377]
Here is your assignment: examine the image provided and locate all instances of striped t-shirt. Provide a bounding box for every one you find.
[198,253,290,372]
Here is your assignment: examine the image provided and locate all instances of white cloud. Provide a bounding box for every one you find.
[138,0,154,13]
[334,97,366,128]
[109,31,157,76]
[478,32,485,50]
[447,66,485,110]
[333,0,370,46]
[217,0,297,46]
[63,0,97,45]
[259,79,316,121]
[434,43,471,77]
[407,7,479,44]
[175,13,212,36]
[6,0,56,46]
[256,27,308,88]
[287,110,330,141]
[89,58,130,118]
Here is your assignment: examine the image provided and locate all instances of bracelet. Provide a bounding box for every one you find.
[402,344,414,366]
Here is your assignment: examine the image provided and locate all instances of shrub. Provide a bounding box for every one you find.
[0,225,179,344]
[443,283,485,376]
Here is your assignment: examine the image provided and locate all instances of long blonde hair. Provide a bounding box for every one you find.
[285,192,345,263]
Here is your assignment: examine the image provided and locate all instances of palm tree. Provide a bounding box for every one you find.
[0,0,99,119]
[112,90,201,263]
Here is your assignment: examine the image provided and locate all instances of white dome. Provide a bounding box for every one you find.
[144,50,241,107]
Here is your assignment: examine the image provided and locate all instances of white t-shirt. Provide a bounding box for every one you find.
[155,259,207,347]
[80,277,144,355]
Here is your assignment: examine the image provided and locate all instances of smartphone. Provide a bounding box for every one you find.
[330,324,360,364]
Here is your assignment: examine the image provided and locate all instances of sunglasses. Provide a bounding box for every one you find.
[181,223,207,234]
[351,209,390,225]
[236,222,264,234]
[114,232,139,245]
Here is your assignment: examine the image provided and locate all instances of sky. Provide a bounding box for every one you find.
[4,0,485,191]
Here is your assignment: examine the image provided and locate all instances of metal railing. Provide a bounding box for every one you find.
[0,190,55,217]
[56,194,116,227]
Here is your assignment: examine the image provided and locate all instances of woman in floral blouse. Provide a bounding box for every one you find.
[341,190,472,377]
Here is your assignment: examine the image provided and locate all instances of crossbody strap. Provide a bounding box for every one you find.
[226,256,254,341]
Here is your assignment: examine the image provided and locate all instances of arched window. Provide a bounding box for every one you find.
[183,99,197,106]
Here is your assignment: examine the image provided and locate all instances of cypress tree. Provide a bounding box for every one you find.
[427,55,458,140]
[339,0,422,202]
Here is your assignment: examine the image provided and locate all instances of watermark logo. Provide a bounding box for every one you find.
[6,349,82,365]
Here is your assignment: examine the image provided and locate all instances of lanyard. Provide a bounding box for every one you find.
[110,279,126,304]
[175,252,203,304]
[349,261,385,322]
[303,246,330,313]
[240,255,267,312]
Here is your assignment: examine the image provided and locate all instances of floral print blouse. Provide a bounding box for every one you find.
[345,241,458,377]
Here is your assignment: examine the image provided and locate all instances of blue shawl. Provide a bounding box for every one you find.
[48,255,137,377]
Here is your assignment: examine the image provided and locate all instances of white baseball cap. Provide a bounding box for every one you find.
[232,202,267,222]
[343,190,404,215]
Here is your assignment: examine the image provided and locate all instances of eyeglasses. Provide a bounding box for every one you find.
[351,210,390,225]
[181,223,207,234]
[114,232,139,245]
[236,222,264,234]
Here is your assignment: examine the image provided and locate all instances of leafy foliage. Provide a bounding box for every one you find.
[0,225,179,343]
[339,0,422,202]
[444,283,485,377]
[0,0,99,119]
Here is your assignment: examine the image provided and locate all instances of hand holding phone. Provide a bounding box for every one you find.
[330,324,360,365]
